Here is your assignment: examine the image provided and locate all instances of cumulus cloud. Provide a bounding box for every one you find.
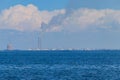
[0,4,65,31]
[0,4,120,32]
[68,9,120,30]
[45,8,120,32]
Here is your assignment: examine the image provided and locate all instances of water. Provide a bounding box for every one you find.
[0,50,120,80]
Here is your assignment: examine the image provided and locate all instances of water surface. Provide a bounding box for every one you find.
[0,50,119,80]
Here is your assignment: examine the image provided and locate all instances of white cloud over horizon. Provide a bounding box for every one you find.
[61,8,120,31]
[0,4,120,32]
[0,4,65,31]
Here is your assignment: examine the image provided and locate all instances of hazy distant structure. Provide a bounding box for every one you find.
[37,30,42,50]
[38,35,42,50]
[38,37,40,49]
[7,44,13,50]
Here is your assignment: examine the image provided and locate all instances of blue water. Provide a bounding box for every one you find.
[0,50,120,80]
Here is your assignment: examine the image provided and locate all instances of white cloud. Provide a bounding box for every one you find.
[0,4,65,31]
[61,8,120,31]
[0,4,120,32]
[40,8,120,32]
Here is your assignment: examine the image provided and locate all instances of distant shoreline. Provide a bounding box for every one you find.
[1,49,120,52]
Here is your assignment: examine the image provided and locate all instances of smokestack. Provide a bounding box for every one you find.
[38,37,41,49]
[38,36,41,50]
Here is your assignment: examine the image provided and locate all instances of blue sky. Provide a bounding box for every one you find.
[0,0,69,11]
[0,0,120,50]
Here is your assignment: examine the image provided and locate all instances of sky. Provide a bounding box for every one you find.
[0,0,120,50]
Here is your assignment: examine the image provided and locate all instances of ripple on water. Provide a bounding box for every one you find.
[0,64,119,80]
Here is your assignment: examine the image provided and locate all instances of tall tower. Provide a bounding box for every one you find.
[38,31,42,50]
[38,37,41,50]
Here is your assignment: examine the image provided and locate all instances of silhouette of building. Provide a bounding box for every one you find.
[7,44,13,50]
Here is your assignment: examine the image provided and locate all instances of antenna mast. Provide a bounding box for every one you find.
[38,37,41,50]
[38,31,42,50]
